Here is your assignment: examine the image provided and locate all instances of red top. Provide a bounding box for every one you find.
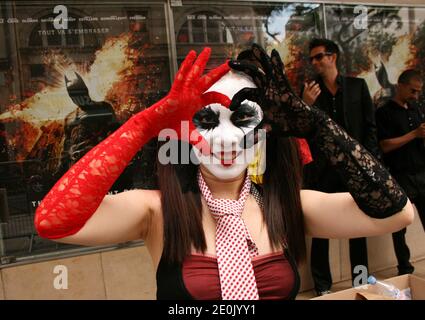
[182,251,296,300]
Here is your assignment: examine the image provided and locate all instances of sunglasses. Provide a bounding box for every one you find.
[309,52,334,63]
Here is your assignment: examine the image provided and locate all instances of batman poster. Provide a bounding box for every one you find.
[0,2,173,217]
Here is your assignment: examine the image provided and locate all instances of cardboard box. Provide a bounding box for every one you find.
[311,274,425,300]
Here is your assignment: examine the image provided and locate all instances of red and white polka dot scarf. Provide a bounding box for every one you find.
[197,170,259,300]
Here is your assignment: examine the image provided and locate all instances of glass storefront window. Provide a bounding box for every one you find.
[0,1,424,267]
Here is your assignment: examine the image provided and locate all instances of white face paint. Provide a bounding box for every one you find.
[192,70,264,180]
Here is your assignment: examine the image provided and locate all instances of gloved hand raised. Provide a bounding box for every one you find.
[228,44,315,138]
[140,48,229,153]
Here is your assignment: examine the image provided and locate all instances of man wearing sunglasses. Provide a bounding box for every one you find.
[376,69,425,277]
[301,38,380,296]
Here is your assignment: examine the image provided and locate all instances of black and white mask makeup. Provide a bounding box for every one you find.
[192,70,264,180]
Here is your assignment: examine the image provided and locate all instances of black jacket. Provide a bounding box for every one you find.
[302,75,380,192]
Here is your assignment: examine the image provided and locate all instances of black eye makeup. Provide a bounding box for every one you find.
[193,106,220,130]
[230,102,261,127]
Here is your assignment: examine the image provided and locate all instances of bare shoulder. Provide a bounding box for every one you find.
[300,189,351,214]
[300,189,322,207]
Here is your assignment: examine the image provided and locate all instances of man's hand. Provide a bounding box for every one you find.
[414,123,425,138]
[302,81,321,106]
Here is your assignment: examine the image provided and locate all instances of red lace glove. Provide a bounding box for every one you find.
[34,48,229,239]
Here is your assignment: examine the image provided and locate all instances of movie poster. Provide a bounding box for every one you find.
[0,2,170,216]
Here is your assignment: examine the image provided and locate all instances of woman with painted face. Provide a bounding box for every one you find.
[34,46,414,300]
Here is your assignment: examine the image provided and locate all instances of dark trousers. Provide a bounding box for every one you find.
[392,194,425,274]
[311,237,368,293]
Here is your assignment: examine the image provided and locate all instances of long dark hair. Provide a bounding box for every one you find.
[156,134,306,265]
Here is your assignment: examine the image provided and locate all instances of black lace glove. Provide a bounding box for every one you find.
[229,44,407,218]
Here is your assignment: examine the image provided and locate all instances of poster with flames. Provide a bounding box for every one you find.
[0,3,171,215]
